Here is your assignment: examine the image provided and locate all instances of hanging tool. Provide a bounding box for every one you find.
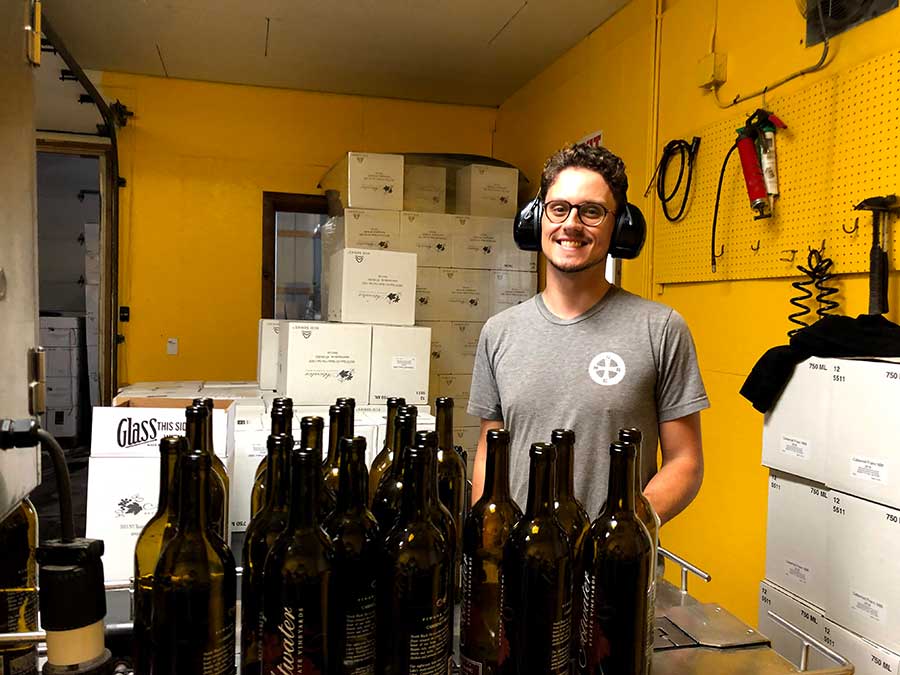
[645,136,701,222]
[786,243,840,337]
[854,195,897,315]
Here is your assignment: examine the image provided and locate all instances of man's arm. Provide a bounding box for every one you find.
[471,418,505,505]
[642,412,703,525]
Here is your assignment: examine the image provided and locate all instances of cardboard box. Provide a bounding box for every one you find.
[826,358,900,510]
[230,404,269,532]
[455,164,518,218]
[277,322,372,405]
[44,406,78,437]
[257,320,281,391]
[116,381,204,400]
[398,211,453,268]
[413,267,445,322]
[91,397,235,459]
[418,321,482,375]
[491,271,537,316]
[823,618,900,675]
[369,325,431,405]
[40,316,79,348]
[765,470,829,609]
[442,268,491,322]
[327,248,417,326]
[44,346,78,378]
[451,215,504,270]
[322,152,404,211]
[46,377,76,408]
[758,581,830,670]
[322,209,402,254]
[453,427,481,465]
[827,490,900,652]
[453,399,482,430]
[403,165,446,213]
[430,373,474,401]
[762,357,835,483]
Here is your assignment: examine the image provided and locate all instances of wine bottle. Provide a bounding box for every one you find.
[194,398,231,527]
[303,416,335,519]
[0,499,39,675]
[551,429,590,555]
[240,432,293,675]
[251,398,293,518]
[133,435,184,675]
[371,412,416,537]
[152,451,237,674]
[335,397,356,430]
[501,442,573,675]
[460,429,522,675]
[618,427,660,675]
[377,437,452,675]
[577,441,652,675]
[435,397,466,599]
[367,397,406,506]
[323,403,352,498]
[185,404,229,540]
[262,446,332,674]
[324,436,380,673]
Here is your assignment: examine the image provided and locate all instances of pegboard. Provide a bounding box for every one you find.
[655,48,900,284]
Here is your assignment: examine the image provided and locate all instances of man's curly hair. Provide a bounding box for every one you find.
[540,144,628,213]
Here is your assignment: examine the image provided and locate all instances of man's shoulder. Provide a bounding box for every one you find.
[482,295,540,334]
[607,287,676,322]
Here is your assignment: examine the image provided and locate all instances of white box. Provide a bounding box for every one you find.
[826,358,900,510]
[44,407,77,437]
[419,321,482,375]
[455,164,518,218]
[827,491,900,652]
[403,165,446,213]
[327,248,416,326]
[762,357,835,483]
[86,456,161,582]
[442,268,491,322]
[399,212,453,268]
[491,271,536,316]
[758,581,830,670]
[322,209,402,253]
[230,408,269,533]
[823,618,900,675]
[414,267,445,322]
[369,325,431,406]
[277,322,372,405]
[258,319,282,391]
[323,152,404,211]
[85,252,100,284]
[45,347,77,378]
[765,470,829,609]
[46,377,76,408]
[451,216,505,270]
[91,398,235,459]
[40,316,78,348]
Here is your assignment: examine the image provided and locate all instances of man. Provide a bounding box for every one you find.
[467,144,708,524]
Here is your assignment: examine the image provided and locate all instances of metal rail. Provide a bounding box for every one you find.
[658,546,712,593]
[767,611,853,672]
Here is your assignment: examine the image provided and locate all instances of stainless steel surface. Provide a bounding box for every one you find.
[767,611,853,672]
[0,0,41,520]
[659,546,712,593]
[665,603,768,649]
[29,347,45,416]
[0,630,45,646]
[654,616,698,650]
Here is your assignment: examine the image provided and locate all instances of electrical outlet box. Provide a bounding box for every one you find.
[697,52,727,90]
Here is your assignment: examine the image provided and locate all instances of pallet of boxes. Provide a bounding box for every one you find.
[758,356,900,675]
[314,152,537,478]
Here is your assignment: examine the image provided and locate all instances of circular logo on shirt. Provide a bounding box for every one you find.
[589,352,626,386]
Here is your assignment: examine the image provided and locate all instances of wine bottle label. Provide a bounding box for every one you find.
[459,655,483,675]
[460,554,473,640]
[407,607,450,674]
[578,572,599,669]
[0,647,39,675]
[549,599,572,673]
[0,588,37,633]
[341,592,376,672]
[265,606,325,675]
[201,623,236,675]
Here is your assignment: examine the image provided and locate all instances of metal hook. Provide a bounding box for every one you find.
[779,249,798,263]
[809,239,826,254]
[842,218,859,235]
[750,240,760,253]
[714,244,725,258]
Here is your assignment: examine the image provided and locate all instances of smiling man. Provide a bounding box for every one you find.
[467,144,709,524]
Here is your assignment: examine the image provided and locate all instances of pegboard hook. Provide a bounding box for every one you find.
[750,240,761,253]
[714,244,725,258]
[779,249,798,263]
[842,218,859,235]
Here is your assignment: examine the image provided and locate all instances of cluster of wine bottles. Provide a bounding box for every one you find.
[131,391,657,675]
[0,498,39,675]
[461,428,659,675]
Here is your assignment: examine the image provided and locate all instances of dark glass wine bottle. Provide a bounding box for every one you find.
[133,435,184,675]
[323,403,352,498]
[371,412,416,537]
[194,398,231,526]
[377,437,452,675]
[185,404,228,540]
[435,397,466,599]
[335,397,356,430]
[460,429,522,675]
[240,432,293,675]
[152,451,237,674]
[577,441,652,675]
[367,397,406,506]
[303,416,335,519]
[262,445,333,674]
[251,398,293,518]
[618,427,660,675]
[324,436,380,673]
[500,442,573,675]
[0,498,39,675]
[552,429,590,555]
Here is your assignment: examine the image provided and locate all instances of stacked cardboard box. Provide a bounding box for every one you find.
[40,316,83,437]
[759,357,900,673]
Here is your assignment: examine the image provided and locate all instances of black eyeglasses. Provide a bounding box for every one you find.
[543,200,611,227]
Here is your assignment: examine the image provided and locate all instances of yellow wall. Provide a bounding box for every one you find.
[494,0,900,625]
[98,72,497,384]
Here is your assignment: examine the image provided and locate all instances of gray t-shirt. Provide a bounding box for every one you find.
[467,286,709,517]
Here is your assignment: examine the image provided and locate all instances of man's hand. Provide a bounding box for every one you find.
[471,418,505,504]
[643,412,704,525]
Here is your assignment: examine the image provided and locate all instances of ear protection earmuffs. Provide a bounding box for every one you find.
[513,193,647,259]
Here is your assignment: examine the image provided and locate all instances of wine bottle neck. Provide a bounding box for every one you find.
[401,449,435,519]
[383,406,398,452]
[555,441,575,501]
[301,427,321,462]
[185,416,209,455]
[436,405,453,451]
[483,441,512,501]
[266,441,291,511]
[336,444,368,512]
[289,453,320,529]
[176,458,208,533]
[525,454,555,518]
[389,424,413,479]
[271,409,292,437]
[607,448,637,513]
[156,448,179,516]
